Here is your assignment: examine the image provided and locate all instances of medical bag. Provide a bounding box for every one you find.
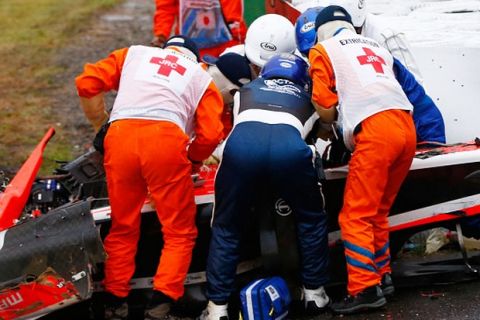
[239,276,291,320]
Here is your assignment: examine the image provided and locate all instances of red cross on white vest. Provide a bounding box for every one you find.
[150,55,187,77]
[357,47,386,74]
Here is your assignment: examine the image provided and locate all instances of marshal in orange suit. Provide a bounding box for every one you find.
[309,6,416,315]
[75,35,224,320]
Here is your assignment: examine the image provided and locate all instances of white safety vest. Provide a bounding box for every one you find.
[110,46,212,135]
[320,29,413,151]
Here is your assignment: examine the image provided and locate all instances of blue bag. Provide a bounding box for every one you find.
[240,277,291,320]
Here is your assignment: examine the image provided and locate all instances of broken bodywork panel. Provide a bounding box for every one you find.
[0,200,105,320]
[0,128,55,231]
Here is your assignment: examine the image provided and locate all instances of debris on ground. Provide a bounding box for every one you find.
[420,290,445,299]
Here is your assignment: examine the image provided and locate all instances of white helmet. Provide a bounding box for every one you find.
[329,0,367,28]
[244,14,296,67]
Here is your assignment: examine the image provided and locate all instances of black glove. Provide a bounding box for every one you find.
[93,122,110,154]
[322,133,351,168]
[314,150,326,181]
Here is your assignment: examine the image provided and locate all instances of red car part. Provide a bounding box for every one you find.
[0,127,55,231]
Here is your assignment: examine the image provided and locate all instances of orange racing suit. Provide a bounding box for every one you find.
[75,46,224,300]
[309,40,416,296]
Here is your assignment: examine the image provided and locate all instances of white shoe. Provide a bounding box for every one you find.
[197,301,229,320]
[303,286,330,315]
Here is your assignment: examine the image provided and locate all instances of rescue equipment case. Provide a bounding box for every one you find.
[240,276,291,320]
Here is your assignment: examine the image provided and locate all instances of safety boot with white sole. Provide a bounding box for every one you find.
[303,286,330,315]
[196,301,229,320]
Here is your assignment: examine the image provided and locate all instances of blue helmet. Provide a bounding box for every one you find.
[260,53,310,89]
[295,6,325,57]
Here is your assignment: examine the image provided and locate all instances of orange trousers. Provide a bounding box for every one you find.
[103,120,198,300]
[339,110,416,296]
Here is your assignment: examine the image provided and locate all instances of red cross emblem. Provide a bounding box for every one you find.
[150,55,187,77]
[357,47,386,74]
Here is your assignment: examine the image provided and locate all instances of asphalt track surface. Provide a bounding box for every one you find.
[298,249,480,319]
[304,280,480,320]
[43,277,480,319]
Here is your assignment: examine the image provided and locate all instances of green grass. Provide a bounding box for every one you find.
[0,0,263,177]
[0,0,120,176]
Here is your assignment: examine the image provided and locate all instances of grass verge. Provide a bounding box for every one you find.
[0,0,120,176]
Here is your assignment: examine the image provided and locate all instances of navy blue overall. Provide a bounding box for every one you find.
[206,78,330,303]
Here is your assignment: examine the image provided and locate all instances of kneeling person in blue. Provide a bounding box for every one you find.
[198,53,330,320]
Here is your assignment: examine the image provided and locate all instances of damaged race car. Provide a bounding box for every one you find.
[2,120,480,319]
[0,129,105,320]
[2,2,480,318]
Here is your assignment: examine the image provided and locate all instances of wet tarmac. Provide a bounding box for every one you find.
[43,262,480,319]
[304,280,480,320]
[299,249,480,320]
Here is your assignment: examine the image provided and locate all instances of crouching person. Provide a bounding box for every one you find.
[198,53,330,320]
[309,6,416,314]
[75,35,224,320]
[205,52,254,148]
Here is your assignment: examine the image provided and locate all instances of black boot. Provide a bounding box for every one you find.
[380,273,395,297]
[144,290,183,320]
[104,292,128,320]
[144,302,173,320]
[331,285,386,315]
